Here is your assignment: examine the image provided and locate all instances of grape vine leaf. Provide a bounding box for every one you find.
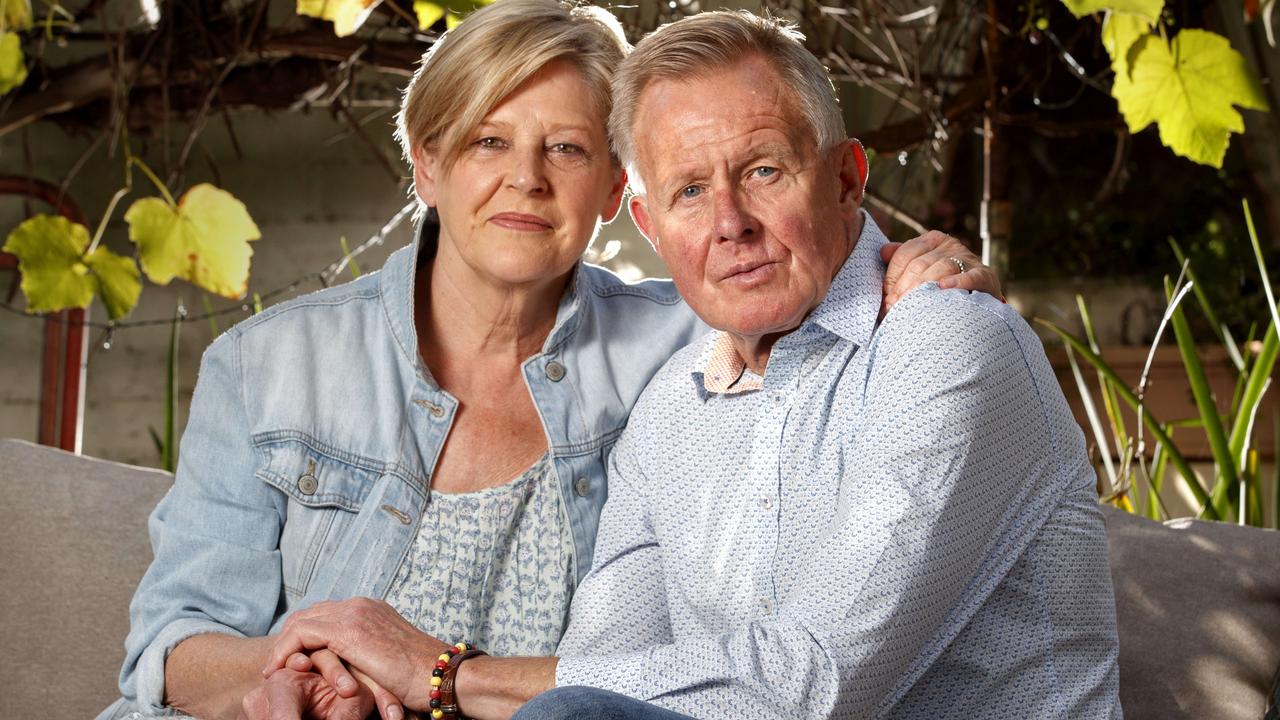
[1101,12,1151,79]
[125,184,261,299]
[0,31,27,95]
[411,0,493,30]
[1111,29,1269,168]
[1060,0,1162,24]
[2,0,31,29]
[2,214,142,319]
[296,0,380,37]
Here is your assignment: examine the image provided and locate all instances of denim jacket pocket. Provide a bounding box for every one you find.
[256,438,382,600]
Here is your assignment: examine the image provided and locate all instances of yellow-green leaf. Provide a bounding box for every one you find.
[1112,29,1270,167]
[296,0,380,37]
[2,215,145,319]
[1060,0,1162,23]
[0,31,27,95]
[126,184,261,299]
[2,0,31,30]
[413,0,443,28]
[1101,11,1151,79]
[3,215,95,313]
[444,9,462,28]
[85,245,142,319]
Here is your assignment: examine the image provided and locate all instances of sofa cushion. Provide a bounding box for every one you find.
[1104,505,1280,719]
[0,438,172,720]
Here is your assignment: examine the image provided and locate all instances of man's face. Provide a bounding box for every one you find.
[628,54,864,340]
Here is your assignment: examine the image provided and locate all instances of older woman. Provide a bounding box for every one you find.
[100,2,997,719]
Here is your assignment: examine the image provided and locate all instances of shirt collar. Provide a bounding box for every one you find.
[806,210,888,349]
[380,216,588,381]
[691,210,887,397]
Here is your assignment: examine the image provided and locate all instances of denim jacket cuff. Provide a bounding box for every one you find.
[134,618,246,714]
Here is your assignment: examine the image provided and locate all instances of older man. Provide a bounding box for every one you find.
[265,10,1121,720]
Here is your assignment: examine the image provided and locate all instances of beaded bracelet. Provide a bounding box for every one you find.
[428,641,488,720]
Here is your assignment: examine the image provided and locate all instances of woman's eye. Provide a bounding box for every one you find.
[475,137,504,149]
[680,185,702,199]
[549,143,583,154]
[753,166,778,178]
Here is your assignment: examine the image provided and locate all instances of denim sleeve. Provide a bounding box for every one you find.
[118,330,286,714]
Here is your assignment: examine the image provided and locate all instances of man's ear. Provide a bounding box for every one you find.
[835,139,867,220]
[601,167,627,224]
[411,145,441,206]
[629,195,658,251]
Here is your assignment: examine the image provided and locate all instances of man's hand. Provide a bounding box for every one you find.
[237,667,375,720]
[881,230,1002,316]
[262,597,451,713]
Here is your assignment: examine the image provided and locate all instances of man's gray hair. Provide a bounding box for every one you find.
[609,10,845,194]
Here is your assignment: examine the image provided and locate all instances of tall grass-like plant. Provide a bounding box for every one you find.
[1038,202,1278,526]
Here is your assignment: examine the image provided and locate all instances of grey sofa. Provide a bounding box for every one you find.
[2,437,1279,719]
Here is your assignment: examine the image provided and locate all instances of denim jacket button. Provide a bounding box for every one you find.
[545,361,566,382]
[297,474,319,496]
[574,477,590,497]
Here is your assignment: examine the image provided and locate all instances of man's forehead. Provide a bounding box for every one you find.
[631,57,812,172]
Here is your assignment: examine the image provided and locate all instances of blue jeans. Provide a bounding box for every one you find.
[513,686,694,720]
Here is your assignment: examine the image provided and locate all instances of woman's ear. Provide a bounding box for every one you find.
[411,145,441,207]
[601,167,627,224]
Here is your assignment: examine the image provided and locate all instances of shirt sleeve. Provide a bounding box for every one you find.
[557,433,674,657]
[118,331,287,714]
[556,293,1072,718]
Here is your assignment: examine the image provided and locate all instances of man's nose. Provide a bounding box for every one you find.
[509,147,548,194]
[712,189,760,242]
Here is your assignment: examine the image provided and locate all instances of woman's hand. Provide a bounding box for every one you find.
[262,597,452,713]
[881,230,1002,314]
[237,666,375,720]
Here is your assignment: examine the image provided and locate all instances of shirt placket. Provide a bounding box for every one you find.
[747,344,807,617]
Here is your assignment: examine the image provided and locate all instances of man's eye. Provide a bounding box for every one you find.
[753,166,778,178]
[680,185,702,199]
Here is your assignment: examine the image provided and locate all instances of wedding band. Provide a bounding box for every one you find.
[949,256,967,273]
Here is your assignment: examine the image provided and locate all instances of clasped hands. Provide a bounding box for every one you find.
[242,597,446,720]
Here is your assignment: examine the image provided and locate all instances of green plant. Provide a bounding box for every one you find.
[1039,201,1277,525]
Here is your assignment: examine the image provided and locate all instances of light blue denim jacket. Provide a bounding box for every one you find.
[109,222,706,715]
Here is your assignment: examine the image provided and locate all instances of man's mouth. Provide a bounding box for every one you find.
[721,261,778,285]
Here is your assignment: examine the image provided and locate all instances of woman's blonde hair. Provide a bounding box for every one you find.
[396,0,628,176]
[610,11,844,194]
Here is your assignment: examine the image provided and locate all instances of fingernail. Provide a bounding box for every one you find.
[339,676,356,693]
[387,704,404,720]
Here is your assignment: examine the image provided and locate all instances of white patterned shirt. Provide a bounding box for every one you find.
[555,216,1122,719]
[385,454,574,656]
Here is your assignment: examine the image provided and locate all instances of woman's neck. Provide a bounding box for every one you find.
[415,241,571,384]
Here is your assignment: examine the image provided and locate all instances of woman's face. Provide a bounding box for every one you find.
[413,59,625,291]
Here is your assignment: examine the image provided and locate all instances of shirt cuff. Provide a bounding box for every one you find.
[555,648,673,701]
[132,618,246,715]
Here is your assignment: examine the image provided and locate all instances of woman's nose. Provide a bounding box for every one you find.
[509,148,548,194]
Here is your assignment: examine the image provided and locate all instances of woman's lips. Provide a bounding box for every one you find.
[490,212,553,231]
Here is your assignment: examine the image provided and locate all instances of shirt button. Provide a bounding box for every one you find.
[545,361,566,382]
[297,473,318,495]
[574,477,590,497]
[772,393,785,404]
[761,598,774,614]
[760,497,773,510]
